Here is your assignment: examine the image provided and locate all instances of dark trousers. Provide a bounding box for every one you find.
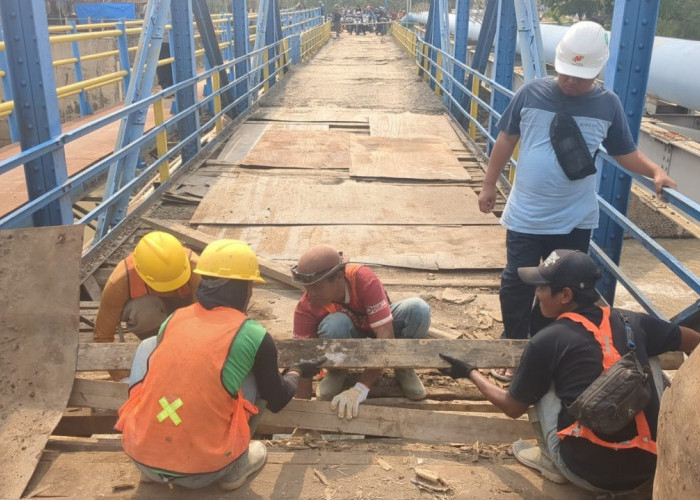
[500,228,591,340]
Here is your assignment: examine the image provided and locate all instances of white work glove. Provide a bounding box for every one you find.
[331,382,369,420]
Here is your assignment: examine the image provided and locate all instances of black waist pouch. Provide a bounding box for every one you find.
[566,350,652,435]
[550,112,597,181]
[566,312,652,435]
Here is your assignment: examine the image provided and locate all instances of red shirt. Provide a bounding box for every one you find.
[293,265,392,339]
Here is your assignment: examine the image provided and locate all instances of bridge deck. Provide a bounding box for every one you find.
[28,34,589,499]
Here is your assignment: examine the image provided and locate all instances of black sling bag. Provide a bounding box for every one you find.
[549,94,598,181]
[566,312,652,435]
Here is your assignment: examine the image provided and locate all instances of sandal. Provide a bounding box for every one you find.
[490,368,514,382]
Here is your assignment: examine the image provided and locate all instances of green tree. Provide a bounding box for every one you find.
[657,0,700,40]
[540,0,614,27]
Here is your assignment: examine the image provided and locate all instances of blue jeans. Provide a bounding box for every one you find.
[500,229,591,340]
[317,297,431,340]
[129,336,262,489]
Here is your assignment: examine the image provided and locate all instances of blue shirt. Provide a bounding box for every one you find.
[498,78,636,234]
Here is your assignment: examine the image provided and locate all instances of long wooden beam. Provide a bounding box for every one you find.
[257,400,533,444]
[141,217,298,288]
[77,339,685,372]
[64,384,533,444]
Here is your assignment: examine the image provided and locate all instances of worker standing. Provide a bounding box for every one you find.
[291,245,431,419]
[116,239,326,490]
[439,250,700,495]
[478,21,677,382]
[93,231,201,380]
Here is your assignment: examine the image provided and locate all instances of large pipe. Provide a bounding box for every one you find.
[404,12,700,112]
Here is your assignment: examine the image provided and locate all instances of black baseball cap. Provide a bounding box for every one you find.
[518,249,601,290]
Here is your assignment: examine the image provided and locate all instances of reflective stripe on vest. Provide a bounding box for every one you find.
[124,251,192,300]
[116,303,259,474]
[555,307,657,455]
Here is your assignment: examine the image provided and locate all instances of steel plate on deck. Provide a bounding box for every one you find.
[0,225,82,498]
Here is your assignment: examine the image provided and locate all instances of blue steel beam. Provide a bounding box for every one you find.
[251,0,270,90]
[95,0,171,241]
[0,0,72,227]
[173,0,200,164]
[489,0,516,141]
[450,0,471,120]
[116,21,132,92]
[513,0,546,81]
[232,0,250,115]
[593,0,661,305]
[461,0,497,118]
[192,0,236,118]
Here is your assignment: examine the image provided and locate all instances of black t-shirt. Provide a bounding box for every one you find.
[509,306,681,491]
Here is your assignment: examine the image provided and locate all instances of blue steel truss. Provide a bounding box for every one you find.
[0,0,72,227]
[593,0,662,305]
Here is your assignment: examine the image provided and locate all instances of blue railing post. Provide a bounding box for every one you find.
[489,0,517,148]
[451,0,471,120]
[290,34,301,64]
[173,0,200,164]
[233,0,250,115]
[0,25,20,143]
[593,1,661,305]
[513,0,546,81]
[115,20,132,93]
[0,0,72,227]
[69,19,93,117]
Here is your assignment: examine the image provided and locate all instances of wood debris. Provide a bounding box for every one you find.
[314,468,330,486]
[374,456,393,470]
[412,468,452,494]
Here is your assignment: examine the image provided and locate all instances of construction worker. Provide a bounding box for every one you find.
[477,21,677,382]
[291,245,431,419]
[93,231,200,380]
[116,239,326,490]
[439,249,700,494]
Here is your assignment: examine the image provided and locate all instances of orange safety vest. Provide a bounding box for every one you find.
[556,307,657,455]
[322,264,363,316]
[124,252,192,300]
[115,303,259,474]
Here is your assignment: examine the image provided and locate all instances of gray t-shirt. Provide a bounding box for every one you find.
[497,78,637,234]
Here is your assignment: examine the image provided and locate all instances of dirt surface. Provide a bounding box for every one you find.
[27,437,592,499]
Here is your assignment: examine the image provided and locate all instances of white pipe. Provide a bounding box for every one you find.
[405,12,700,112]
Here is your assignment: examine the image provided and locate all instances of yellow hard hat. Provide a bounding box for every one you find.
[194,239,266,283]
[133,231,191,292]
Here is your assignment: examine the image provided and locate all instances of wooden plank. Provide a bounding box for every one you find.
[349,136,470,182]
[1,226,83,499]
[190,173,499,225]
[141,217,299,288]
[251,107,370,123]
[369,112,464,150]
[210,225,506,270]
[81,275,102,301]
[258,400,533,444]
[69,378,128,411]
[216,122,268,164]
[46,436,123,453]
[77,339,686,372]
[239,129,357,169]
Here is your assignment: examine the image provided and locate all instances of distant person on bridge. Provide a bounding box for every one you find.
[116,239,326,491]
[291,245,431,419]
[93,231,201,380]
[332,5,342,38]
[439,249,700,495]
[477,21,678,382]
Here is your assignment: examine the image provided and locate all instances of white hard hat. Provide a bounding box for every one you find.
[555,21,609,79]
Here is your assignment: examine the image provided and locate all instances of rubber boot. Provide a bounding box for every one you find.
[219,441,267,491]
[316,369,348,401]
[395,368,426,400]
